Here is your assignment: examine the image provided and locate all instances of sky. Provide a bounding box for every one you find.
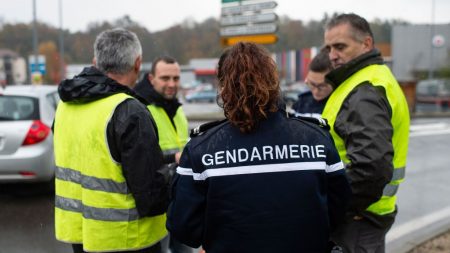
[1,0,450,33]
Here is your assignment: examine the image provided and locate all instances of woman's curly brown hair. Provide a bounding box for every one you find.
[217,42,280,133]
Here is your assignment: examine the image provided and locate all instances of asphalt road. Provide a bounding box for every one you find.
[0,115,449,253]
[387,117,450,253]
[0,184,70,253]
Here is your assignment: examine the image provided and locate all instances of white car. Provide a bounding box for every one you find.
[0,85,59,187]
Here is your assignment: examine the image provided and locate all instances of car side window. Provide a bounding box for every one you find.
[46,91,60,109]
[0,96,39,121]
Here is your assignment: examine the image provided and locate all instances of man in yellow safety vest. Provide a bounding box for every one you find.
[322,13,410,253]
[54,28,169,253]
[134,56,190,253]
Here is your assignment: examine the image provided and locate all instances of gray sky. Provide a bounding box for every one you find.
[1,0,449,32]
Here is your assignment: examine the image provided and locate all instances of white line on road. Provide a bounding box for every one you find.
[410,123,450,137]
[410,123,447,131]
[410,129,450,137]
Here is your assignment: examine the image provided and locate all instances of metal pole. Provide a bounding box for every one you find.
[58,0,65,81]
[429,0,435,79]
[32,0,39,82]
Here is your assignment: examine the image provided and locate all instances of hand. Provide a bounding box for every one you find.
[175,151,182,164]
[157,163,177,184]
[353,215,363,221]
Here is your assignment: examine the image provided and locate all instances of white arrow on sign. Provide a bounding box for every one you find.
[221,12,277,26]
[221,1,277,15]
[220,23,277,36]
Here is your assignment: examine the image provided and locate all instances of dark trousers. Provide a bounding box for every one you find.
[330,217,392,253]
[161,235,193,253]
[72,242,161,253]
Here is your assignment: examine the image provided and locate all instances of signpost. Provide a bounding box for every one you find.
[221,1,277,15]
[28,55,46,75]
[222,0,244,3]
[220,0,278,47]
[220,12,277,26]
[28,55,45,85]
[220,23,277,37]
[221,34,278,46]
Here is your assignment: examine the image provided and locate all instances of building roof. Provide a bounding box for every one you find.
[0,49,19,58]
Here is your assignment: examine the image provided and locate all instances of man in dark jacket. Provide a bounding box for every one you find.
[322,13,410,253]
[292,49,333,119]
[134,57,191,253]
[54,28,169,253]
[134,56,188,166]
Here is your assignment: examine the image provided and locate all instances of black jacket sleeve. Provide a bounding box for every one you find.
[325,136,352,232]
[163,154,177,164]
[334,83,394,214]
[107,98,168,217]
[166,145,206,248]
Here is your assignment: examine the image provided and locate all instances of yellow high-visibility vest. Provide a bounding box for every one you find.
[322,64,410,215]
[147,105,188,154]
[54,93,167,252]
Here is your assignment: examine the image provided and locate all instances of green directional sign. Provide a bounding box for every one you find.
[222,0,244,3]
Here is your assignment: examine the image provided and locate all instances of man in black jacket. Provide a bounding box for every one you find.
[323,13,410,253]
[54,28,169,253]
[292,49,333,119]
[134,57,191,253]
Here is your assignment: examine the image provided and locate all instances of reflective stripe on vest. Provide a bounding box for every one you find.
[54,93,167,251]
[55,196,140,221]
[148,105,188,152]
[322,64,410,215]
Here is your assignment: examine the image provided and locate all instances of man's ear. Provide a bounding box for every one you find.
[148,73,154,82]
[363,36,374,52]
[134,56,142,74]
[92,57,96,66]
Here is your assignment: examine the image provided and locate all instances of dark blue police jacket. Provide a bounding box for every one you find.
[292,91,328,118]
[167,111,351,253]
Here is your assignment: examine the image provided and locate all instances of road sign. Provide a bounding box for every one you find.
[221,1,277,15]
[28,55,46,75]
[222,0,246,2]
[221,13,277,26]
[221,34,278,46]
[432,34,445,48]
[220,23,277,37]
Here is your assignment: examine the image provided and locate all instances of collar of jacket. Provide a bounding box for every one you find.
[58,66,141,104]
[134,73,181,118]
[325,49,384,89]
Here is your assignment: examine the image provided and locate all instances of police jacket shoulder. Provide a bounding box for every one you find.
[190,119,228,138]
[298,90,313,99]
[290,114,330,132]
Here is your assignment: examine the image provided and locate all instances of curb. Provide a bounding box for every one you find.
[386,206,450,253]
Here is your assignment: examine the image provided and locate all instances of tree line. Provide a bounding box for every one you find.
[0,14,408,83]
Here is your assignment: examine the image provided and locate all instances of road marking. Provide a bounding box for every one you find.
[410,123,447,131]
[386,205,450,243]
[410,123,450,137]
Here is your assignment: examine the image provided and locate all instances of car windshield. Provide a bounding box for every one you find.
[0,95,39,121]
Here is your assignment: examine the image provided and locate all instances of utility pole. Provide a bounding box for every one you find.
[429,0,435,79]
[32,0,39,83]
[59,0,65,81]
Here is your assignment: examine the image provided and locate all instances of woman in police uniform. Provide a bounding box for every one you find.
[167,42,351,253]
